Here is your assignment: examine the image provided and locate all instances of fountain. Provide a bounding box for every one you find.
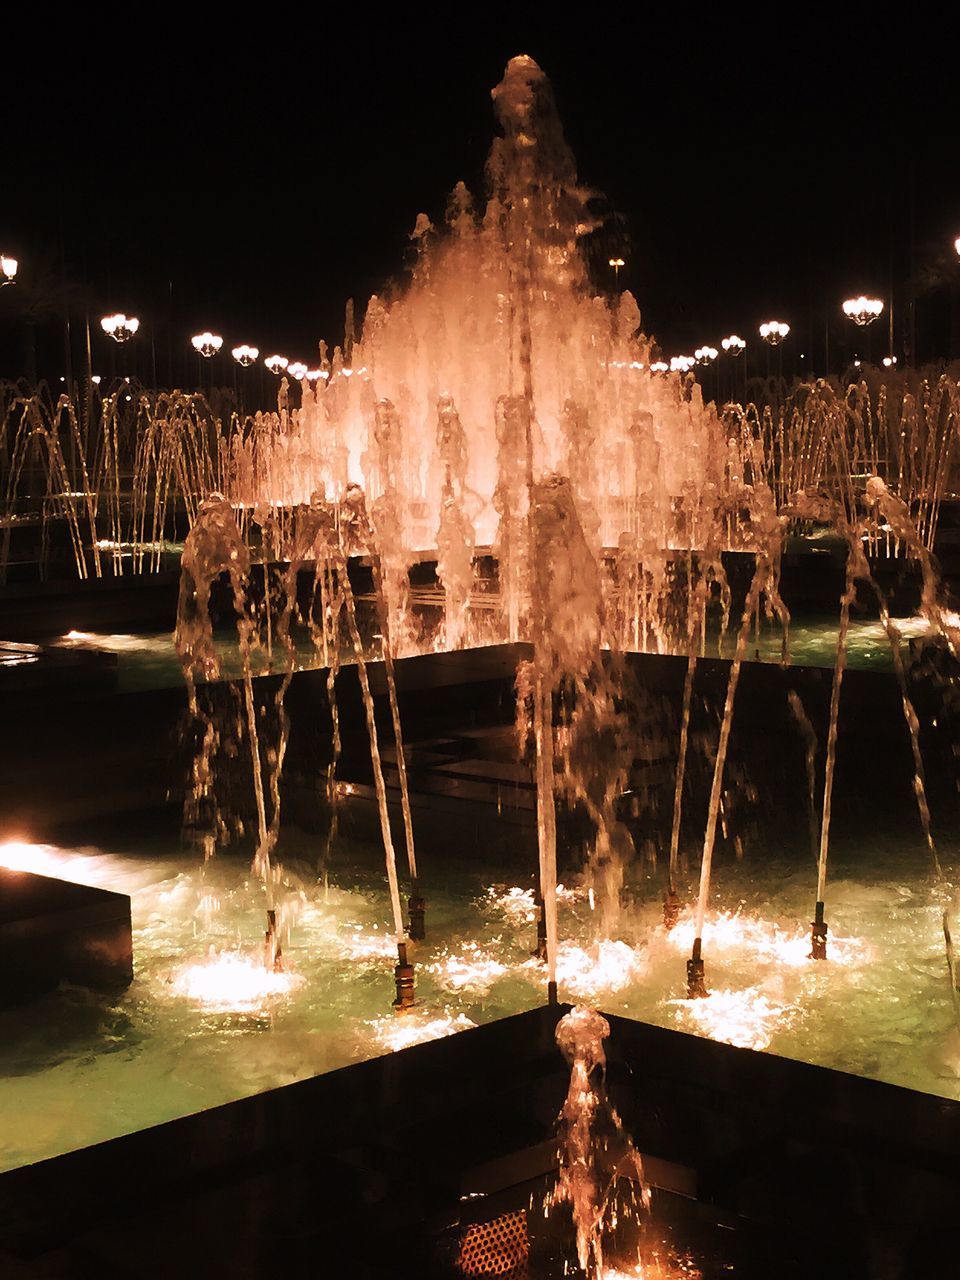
[6,52,960,1280]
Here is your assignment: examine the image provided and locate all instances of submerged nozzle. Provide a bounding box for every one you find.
[407,882,426,941]
[393,940,416,1012]
[532,894,548,961]
[265,908,282,972]
[810,900,828,960]
[686,936,708,999]
[663,886,681,931]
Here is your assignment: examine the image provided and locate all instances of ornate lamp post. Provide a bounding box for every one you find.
[608,256,625,287]
[191,331,223,359]
[0,254,18,286]
[287,361,309,381]
[100,314,139,343]
[721,334,745,356]
[231,344,259,367]
[842,297,882,368]
[264,354,288,376]
[759,320,790,346]
[842,296,883,326]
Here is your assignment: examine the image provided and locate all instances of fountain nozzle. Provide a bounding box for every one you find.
[532,894,548,961]
[663,886,681,931]
[407,881,426,942]
[686,936,708,999]
[265,909,282,972]
[810,900,828,961]
[393,941,416,1012]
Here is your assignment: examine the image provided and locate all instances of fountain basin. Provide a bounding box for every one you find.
[0,867,132,1006]
[0,1005,956,1277]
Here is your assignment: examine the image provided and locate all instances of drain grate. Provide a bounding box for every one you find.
[458,1207,529,1276]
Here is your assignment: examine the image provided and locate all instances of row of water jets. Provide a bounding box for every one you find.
[2,370,959,594]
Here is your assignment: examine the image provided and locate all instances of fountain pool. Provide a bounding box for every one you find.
[48,610,939,694]
[0,820,957,1175]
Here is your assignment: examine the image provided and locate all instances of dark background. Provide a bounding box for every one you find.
[3,3,959,384]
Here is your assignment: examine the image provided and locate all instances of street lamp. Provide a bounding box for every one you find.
[0,254,18,286]
[191,331,223,358]
[608,257,625,286]
[759,320,790,346]
[721,334,746,356]
[650,360,669,374]
[287,360,309,381]
[694,346,718,366]
[883,355,898,368]
[842,296,883,326]
[305,368,329,383]
[954,236,960,258]
[231,344,259,367]
[264,354,288,376]
[670,355,695,373]
[100,314,140,343]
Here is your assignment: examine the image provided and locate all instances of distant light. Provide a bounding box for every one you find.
[100,314,139,343]
[287,360,309,381]
[0,254,18,285]
[853,359,862,368]
[305,368,326,382]
[721,334,746,356]
[842,296,883,326]
[650,360,670,374]
[264,354,288,375]
[91,375,102,385]
[954,236,960,258]
[608,257,625,268]
[883,355,899,368]
[231,344,259,367]
[759,320,790,346]
[191,331,223,358]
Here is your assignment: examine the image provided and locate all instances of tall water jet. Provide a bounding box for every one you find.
[175,494,284,968]
[687,476,788,998]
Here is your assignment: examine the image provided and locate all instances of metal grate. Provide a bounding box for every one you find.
[458,1207,529,1276]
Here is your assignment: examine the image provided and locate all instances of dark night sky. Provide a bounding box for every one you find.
[4,3,959,379]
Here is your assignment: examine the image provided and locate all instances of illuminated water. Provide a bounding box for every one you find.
[0,824,956,1174]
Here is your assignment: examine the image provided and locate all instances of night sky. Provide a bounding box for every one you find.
[4,5,959,382]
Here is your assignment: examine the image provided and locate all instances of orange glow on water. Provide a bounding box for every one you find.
[670,986,797,1051]
[170,952,304,1012]
[428,942,510,992]
[667,909,870,968]
[369,1011,476,1052]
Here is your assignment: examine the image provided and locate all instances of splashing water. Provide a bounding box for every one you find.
[670,987,798,1052]
[368,1011,476,1053]
[170,951,305,1013]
